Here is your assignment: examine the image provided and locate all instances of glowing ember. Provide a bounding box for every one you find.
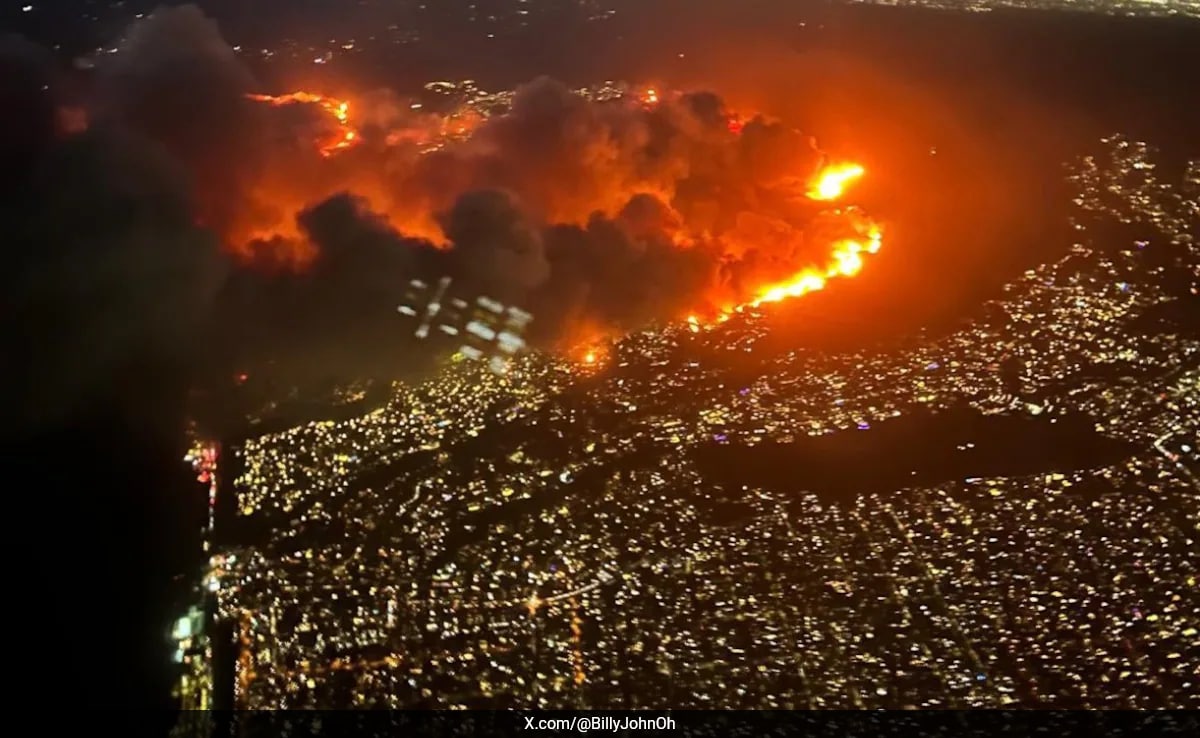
[246,92,361,157]
[583,351,597,365]
[809,163,865,201]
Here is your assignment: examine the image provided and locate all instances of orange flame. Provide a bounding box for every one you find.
[246,92,361,158]
[734,163,880,310]
[577,343,614,369]
[743,214,882,311]
[747,236,871,307]
[573,161,883,363]
[699,165,882,332]
[243,87,882,360]
[808,163,865,201]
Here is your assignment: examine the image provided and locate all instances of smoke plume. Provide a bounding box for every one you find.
[4,3,885,417]
[218,68,863,344]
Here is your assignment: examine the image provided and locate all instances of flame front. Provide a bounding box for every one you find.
[559,159,883,363]
[242,87,884,359]
[746,227,880,309]
[695,165,883,335]
[246,92,361,157]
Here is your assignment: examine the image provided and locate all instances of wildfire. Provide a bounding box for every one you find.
[743,212,881,310]
[678,167,882,342]
[748,233,876,307]
[569,160,884,365]
[241,85,883,366]
[246,92,361,157]
[808,163,865,201]
[729,163,881,310]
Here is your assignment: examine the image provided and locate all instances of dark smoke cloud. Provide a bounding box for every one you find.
[316,76,836,342]
[95,4,267,236]
[1,119,227,434]
[619,192,685,241]
[0,14,252,711]
[215,194,444,382]
[0,34,57,194]
[6,2,870,419]
[213,70,841,351]
[2,7,264,433]
[528,198,722,338]
[396,77,816,229]
[439,189,550,298]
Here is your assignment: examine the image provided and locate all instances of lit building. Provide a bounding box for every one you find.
[171,605,213,711]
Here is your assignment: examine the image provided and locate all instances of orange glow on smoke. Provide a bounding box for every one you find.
[665,164,884,347]
[239,86,884,357]
[573,162,885,363]
[56,106,89,135]
[717,162,881,316]
[246,92,361,157]
[808,163,865,201]
[226,89,459,268]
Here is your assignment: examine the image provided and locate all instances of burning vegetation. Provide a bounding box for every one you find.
[233,74,885,351]
[5,4,889,397]
[245,92,359,158]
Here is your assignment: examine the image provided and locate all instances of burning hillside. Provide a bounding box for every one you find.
[231,75,884,345]
[18,5,887,384]
[244,92,359,158]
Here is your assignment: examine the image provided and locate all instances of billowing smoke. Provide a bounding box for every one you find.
[95,5,268,238]
[4,3,883,422]
[217,70,855,344]
[0,100,227,433]
[440,189,552,299]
